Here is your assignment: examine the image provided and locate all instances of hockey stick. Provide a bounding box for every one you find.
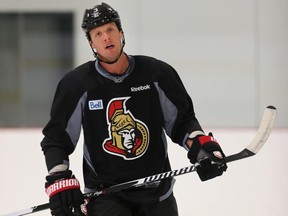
[3,105,277,216]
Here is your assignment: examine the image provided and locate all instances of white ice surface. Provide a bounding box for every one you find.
[0,128,287,216]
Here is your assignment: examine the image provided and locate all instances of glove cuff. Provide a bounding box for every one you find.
[45,178,81,197]
[197,135,218,146]
[45,170,81,197]
[187,136,202,164]
[187,134,219,164]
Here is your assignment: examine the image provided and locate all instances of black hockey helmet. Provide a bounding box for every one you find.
[82,2,122,40]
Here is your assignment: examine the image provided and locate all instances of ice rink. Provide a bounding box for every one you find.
[0,0,287,215]
[1,127,287,216]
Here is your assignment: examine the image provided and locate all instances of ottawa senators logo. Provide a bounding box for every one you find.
[102,97,149,160]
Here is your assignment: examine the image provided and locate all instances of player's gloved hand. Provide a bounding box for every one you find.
[45,169,86,216]
[187,133,227,181]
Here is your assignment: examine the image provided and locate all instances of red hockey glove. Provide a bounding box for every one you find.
[187,133,227,181]
[45,170,86,216]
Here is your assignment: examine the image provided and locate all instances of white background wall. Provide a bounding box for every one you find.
[0,0,287,127]
[0,128,288,216]
[0,0,287,215]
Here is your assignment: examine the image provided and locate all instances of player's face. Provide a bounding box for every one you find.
[89,22,123,62]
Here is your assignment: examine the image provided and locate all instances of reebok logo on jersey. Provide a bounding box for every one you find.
[131,84,151,92]
[88,99,103,110]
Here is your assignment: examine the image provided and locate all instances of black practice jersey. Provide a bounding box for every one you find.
[41,55,203,203]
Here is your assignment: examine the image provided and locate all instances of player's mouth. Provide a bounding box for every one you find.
[106,45,114,49]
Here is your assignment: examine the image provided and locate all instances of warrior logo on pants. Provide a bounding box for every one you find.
[102,97,149,160]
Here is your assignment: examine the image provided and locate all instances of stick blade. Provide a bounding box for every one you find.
[225,106,277,163]
[246,105,277,154]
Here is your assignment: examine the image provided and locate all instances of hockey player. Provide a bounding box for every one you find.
[41,2,227,216]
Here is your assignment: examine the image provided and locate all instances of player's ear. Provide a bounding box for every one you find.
[90,41,94,48]
[89,41,97,53]
[120,31,125,46]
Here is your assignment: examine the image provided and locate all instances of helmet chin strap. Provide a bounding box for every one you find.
[95,47,124,64]
[91,36,125,64]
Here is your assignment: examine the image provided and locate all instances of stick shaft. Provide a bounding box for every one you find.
[3,106,277,216]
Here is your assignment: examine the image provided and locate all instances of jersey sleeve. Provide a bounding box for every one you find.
[155,60,204,147]
[40,76,86,172]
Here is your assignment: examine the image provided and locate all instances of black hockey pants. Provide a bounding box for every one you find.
[86,193,178,216]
